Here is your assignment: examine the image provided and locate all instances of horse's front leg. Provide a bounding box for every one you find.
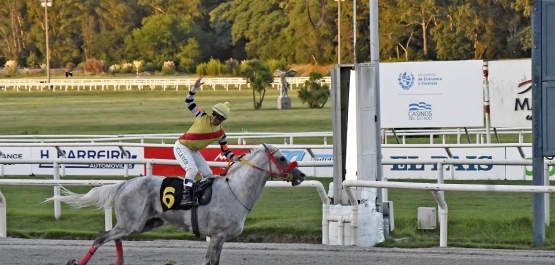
[203,233,226,265]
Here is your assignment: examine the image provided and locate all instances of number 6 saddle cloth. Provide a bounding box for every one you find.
[159,177,215,211]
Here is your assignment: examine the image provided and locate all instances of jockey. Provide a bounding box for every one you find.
[173,76,239,207]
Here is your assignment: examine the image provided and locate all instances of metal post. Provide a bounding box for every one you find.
[483,61,491,143]
[531,0,545,247]
[41,0,51,84]
[335,0,344,64]
[353,0,356,63]
[370,0,383,206]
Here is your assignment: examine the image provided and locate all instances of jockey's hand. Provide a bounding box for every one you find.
[233,154,245,162]
[191,76,204,93]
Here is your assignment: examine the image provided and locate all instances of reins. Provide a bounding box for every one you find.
[223,146,299,212]
[225,178,252,211]
[243,148,295,181]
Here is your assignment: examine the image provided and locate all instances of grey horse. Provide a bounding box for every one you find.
[45,144,305,265]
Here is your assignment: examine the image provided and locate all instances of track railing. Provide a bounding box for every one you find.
[343,180,555,247]
[0,77,331,92]
[0,179,328,238]
[0,157,330,238]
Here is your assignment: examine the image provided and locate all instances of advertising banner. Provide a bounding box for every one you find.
[33,146,144,176]
[381,147,506,180]
[143,147,334,178]
[0,147,33,175]
[1,145,544,180]
[144,146,251,177]
[379,60,484,128]
[488,59,532,128]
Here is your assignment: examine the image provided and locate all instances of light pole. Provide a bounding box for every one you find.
[40,0,52,84]
[335,0,345,64]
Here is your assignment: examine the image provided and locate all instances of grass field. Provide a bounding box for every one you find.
[1,87,552,249]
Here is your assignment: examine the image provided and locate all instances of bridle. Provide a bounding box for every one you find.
[225,145,299,211]
[239,146,298,182]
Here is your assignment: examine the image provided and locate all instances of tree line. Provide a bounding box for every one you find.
[0,0,532,72]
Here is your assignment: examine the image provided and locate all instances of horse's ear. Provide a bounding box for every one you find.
[261,143,268,151]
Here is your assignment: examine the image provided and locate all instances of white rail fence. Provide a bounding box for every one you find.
[2,155,553,246]
[0,157,331,238]
[383,127,532,145]
[0,77,331,92]
[0,179,328,238]
[0,127,532,146]
[0,132,334,145]
[343,180,555,247]
[329,158,555,247]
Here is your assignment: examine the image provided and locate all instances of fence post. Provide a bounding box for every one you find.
[0,190,6,237]
[53,161,61,220]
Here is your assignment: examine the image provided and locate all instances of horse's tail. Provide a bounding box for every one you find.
[43,182,125,210]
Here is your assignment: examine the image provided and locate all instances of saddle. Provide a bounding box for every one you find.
[159,177,215,212]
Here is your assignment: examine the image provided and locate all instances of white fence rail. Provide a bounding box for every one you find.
[0,178,328,238]
[0,77,331,92]
[2,155,554,245]
[0,132,334,145]
[343,180,555,247]
[0,127,532,146]
[383,127,532,144]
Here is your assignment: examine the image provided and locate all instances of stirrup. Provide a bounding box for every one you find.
[180,199,199,207]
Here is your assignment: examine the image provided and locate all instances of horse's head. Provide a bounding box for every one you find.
[261,143,305,186]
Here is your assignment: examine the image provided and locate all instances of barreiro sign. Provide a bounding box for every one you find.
[379,60,484,128]
[0,146,144,175]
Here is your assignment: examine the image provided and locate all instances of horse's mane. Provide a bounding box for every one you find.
[225,144,271,176]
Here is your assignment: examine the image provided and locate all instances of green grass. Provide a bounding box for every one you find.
[0,87,548,249]
[5,175,555,249]
[379,179,555,249]
[0,89,332,139]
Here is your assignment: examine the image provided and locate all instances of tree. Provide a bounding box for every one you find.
[241,60,273,110]
[124,14,200,67]
[298,72,330,108]
[0,0,25,65]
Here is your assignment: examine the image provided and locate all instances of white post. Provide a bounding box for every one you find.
[322,203,329,244]
[483,61,491,144]
[0,190,6,237]
[337,219,344,245]
[104,207,113,231]
[432,190,448,247]
[544,162,550,226]
[146,161,153,176]
[53,161,61,219]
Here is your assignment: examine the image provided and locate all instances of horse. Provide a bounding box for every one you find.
[44,143,305,265]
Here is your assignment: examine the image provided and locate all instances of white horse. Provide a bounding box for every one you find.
[45,143,305,265]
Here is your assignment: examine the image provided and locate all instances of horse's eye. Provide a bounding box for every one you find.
[280,156,286,161]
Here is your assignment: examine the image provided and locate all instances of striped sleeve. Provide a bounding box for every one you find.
[185,90,205,118]
[219,133,235,159]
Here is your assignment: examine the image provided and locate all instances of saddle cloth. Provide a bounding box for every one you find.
[159,177,215,211]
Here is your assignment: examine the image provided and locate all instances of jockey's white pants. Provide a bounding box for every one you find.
[173,140,212,181]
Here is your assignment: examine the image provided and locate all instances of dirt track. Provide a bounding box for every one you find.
[1,238,555,265]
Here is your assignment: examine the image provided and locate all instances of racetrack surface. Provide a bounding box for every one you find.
[1,238,555,265]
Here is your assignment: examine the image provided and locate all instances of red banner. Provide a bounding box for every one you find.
[144,147,249,177]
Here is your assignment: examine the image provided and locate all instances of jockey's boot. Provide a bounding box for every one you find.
[180,183,199,207]
[200,174,214,183]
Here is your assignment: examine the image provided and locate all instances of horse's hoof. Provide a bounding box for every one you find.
[165,261,176,265]
[66,259,78,265]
